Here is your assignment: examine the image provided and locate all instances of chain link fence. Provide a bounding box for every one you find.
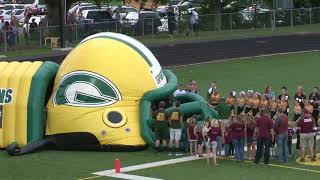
[0,7,320,52]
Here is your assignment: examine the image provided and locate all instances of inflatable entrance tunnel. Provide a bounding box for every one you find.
[0,61,58,148]
[1,32,218,155]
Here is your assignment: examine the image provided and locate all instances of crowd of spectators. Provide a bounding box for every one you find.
[152,80,319,166]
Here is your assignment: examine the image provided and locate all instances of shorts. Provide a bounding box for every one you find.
[207,141,217,148]
[300,133,314,149]
[155,128,168,140]
[197,139,204,146]
[170,128,182,141]
[247,136,256,144]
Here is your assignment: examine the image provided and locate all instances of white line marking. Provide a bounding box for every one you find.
[93,155,202,176]
[107,173,163,180]
[167,49,320,68]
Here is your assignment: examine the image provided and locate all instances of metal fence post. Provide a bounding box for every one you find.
[75,24,78,42]
[229,13,232,30]
[142,18,145,36]
[151,18,154,37]
[272,10,276,31]
[310,8,312,24]
[290,9,293,28]
[115,20,118,33]
[4,31,6,52]
[39,27,42,47]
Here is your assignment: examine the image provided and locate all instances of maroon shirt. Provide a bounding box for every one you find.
[224,131,232,144]
[298,116,315,133]
[188,125,196,140]
[276,114,288,134]
[256,115,274,138]
[208,127,220,142]
[196,126,203,142]
[230,122,245,140]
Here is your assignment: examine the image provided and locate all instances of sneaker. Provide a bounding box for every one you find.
[300,158,306,162]
[311,157,316,162]
[175,152,183,156]
[168,152,173,156]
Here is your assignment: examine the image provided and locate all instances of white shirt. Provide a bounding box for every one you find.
[190,11,198,25]
[208,87,217,94]
[174,89,186,97]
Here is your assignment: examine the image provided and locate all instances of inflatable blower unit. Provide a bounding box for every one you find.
[0,33,218,155]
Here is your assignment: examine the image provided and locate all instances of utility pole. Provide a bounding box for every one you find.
[59,0,66,48]
[272,0,276,31]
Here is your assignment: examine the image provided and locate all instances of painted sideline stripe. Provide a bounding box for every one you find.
[93,155,201,176]
[268,163,320,173]
[107,173,163,180]
[167,49,320,68]
[220,157,320,173]
[77,175,100,180]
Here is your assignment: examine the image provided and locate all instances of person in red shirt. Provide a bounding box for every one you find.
[195,124,204,157]
[275,107,289,162]
[187,118,197,156]
[224,126,232,158]
[298,109,316,162]
[254,108,274,165]
[230,116,245,162]
[206,120,220,166]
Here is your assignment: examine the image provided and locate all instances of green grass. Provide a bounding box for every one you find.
[1,47,51,59]
[172,50,320,99]
[1,51,320,180]
[0,149,176,180]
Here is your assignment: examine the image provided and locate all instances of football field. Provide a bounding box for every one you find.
[1,51,320,180]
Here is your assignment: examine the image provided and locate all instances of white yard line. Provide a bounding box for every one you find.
[93,155,202,176]
[106,173,163,180]
[167,49,320,68]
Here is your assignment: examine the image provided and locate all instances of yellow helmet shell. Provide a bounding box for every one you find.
[46,32,167,148]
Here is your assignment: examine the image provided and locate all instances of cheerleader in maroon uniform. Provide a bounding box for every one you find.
[206,120,220,166]
[196,124,204,157]
[187,118,197,156]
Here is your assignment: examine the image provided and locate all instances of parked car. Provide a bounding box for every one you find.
[112,6,138,21]
[133,11,162,35]
[19,15,46,26]
[13,9,25,22]
[82,9,117,34]
[4,4,25,10]
[0,10,14,21]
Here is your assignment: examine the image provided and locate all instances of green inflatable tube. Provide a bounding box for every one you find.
[140,69,178,147]
[174,93,219,121]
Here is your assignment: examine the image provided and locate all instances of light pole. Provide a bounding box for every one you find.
[59,0,66,48]
[272,0,276,31]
